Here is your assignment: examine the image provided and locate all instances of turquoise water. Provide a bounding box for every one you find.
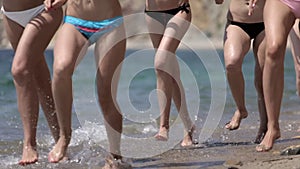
[0,48,299,167]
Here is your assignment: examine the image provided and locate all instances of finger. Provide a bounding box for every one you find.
[44,0,52,11]
[51,0,67,9]
[248,0,257,15]
[248,8,253,16]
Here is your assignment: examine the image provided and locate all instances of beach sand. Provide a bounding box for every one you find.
[131,116,300,169]
[5,111,300,169]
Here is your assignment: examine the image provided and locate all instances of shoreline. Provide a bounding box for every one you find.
[4,111,300,169]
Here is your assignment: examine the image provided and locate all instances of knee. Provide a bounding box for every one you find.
[11,63,31,85]
[53,62,73,81]
[155,65,169,81]
[265,42,284,61]
[154,59,177,81]
[225,58,242,73]
[154,59,166,73]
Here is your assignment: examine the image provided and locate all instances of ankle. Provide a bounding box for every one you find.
[23,145,37,151]
[59,130,72,140]
[23,140,37,149]
[258,127,267,132]
[160,126,169,130]
[267,124,280,131]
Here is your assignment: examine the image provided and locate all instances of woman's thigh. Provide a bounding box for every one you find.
[223,24,251,67]
[13,8,63,69]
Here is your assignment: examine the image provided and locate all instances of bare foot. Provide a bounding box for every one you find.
[18,145,38,166]
[254,129,267,144]
[102,155,132,169]
[154,127,168,141]
[48,136,69,163]
[225,110,248,130]
[256,129,281,152]
[181,125,197,147]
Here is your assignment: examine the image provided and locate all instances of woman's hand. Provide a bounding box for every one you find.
[44,0,67,11]
[248,0,258,15]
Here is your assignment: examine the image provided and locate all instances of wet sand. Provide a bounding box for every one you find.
[133,134,300,169]
[132,114,300,169]
[5,111,300,169]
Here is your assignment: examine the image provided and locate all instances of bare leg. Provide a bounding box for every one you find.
[34,57,60,142]
[14,71,39,166]
[257,0,295,151]
[171,78,195,146]
[156,12,195,145]
[3,16,38,166]
[146,10,194,144]
[49,24,87,163]
[155,67,172,141]
[95,25,126,160]
[3,8,62,165]
[223,24,251,130]
[290,20,300,96]
[253,31,268,144]
[145,14,170,141]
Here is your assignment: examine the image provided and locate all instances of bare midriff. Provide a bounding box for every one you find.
[66,0,122,21]
[228,0,265,23]
[145,0,188,11]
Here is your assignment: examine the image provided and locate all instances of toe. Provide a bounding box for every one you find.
[154,134,168,141]
[256,144,272,152]
[225,122,238,130]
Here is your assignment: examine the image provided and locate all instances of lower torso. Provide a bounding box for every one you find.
[66,0,122,21]
[145,0,188,11]
[228,0,265,23]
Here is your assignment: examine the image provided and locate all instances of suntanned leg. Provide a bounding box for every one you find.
[48,24,87,163]
[34,57,60,142]
[290,21,300,96]
[223,24,251,130]
[253,31,268,144]
[94,25,126,160]
[155,62,173,141]
[3,8,62,165]
[171,79,195,146]
[14,72,39,166]
[145,15,171,141]
[3,16,38,166]
[146,10,195,144]
[167,12,195,146]
[154,11,195,146]
[155,38,194,145]
[257,0,295,152]
[154,58,171,141]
